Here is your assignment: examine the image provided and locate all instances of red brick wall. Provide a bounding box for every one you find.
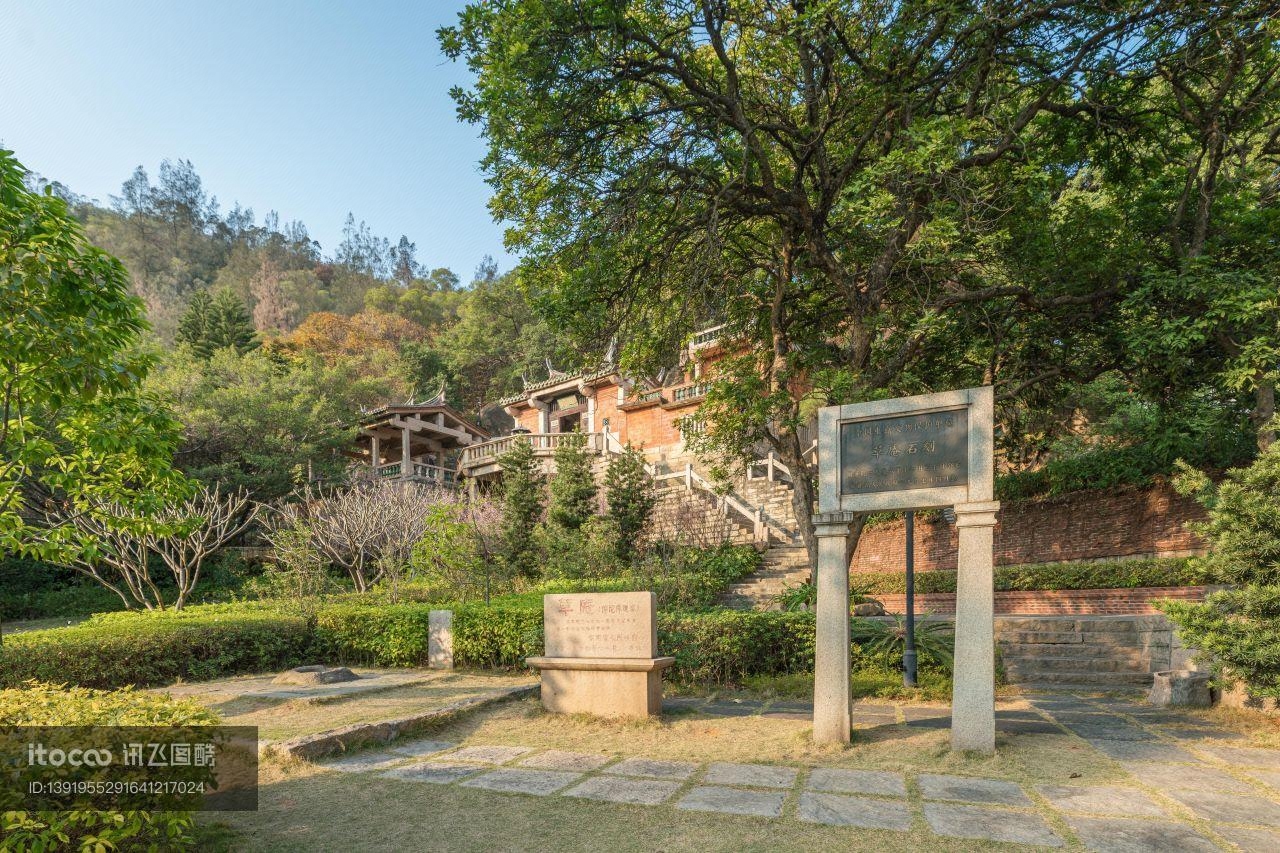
[876,586,1210,616]
[851,479,1206,574]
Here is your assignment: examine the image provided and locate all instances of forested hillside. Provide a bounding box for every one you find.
[22,159,579,499]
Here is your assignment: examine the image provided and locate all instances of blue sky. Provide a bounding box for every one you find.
[0,0,514,279]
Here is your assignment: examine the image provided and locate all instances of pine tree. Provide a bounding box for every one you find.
[605,445,656,561]
[205,290,258,355]
[498,436,545,578]
[175,290,213,355]
[547,432,597,532]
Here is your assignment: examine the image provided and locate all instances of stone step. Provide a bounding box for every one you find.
[998,643,1147,662]
[1002,657,1149,674]
[1004,671,1154,686]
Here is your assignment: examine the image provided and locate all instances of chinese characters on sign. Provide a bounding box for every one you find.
[543,592,656,659]
[839,408,969,495]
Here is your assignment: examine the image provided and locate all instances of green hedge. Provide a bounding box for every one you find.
[856,557,1204,595]
[0,606,312,689]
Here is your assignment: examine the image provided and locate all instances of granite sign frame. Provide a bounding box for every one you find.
[812,386,999,754]
[819,386,994,513]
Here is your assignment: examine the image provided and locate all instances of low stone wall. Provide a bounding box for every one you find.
[876,586,1211,617]
[992,614,1195,688]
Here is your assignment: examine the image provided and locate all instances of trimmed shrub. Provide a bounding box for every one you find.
[0,606,311,689]
[1,682,217,851]
[856,557,1202,595]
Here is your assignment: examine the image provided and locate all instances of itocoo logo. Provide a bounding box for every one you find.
[27,743,113,767]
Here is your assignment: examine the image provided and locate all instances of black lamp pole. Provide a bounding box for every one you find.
[903,510,918,687]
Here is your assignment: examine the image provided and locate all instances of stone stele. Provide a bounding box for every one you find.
[526,591,674,718]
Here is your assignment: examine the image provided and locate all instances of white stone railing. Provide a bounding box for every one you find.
[746,441,818,484]
[459,432,603,470]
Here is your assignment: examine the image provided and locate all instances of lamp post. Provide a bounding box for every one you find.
[903,510,918,687]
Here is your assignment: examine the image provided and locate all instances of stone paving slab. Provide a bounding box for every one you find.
[442,745,535,765]
[388,738,455,758]
[562,776,681,806]
[918,773,1032,806]
[1086,738,1201,763]
[1065,815,1218,853]
[1121,762,1255,793]
[519,749,613,772]
[1243,768,1280,791]
[1212,824,1280,852]
[460,768,583,796]
[1000,721,1065,734]
[797,792,912,830]
[1068,725,1157,742]
[1164,789,1280,827]
[320,750,407,773]
[1161,727,1246,742]
[806,768,907,797]
[923,802,1063,847]
[703,703,761,717]
[381,761,485,784]
[1198,746,1280,770]
[702,762,798,789]
[676,785,785,818]
[604,757,699,780]
[1037,784,1168,817]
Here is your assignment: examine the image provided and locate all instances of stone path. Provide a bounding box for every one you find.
[317,693,1280,851]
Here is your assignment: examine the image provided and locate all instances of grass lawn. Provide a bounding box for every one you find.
[0,615,88,635]
[201,696,1122,852]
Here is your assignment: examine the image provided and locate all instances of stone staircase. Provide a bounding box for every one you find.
[718,544,813,610]
[995,615,1173,690]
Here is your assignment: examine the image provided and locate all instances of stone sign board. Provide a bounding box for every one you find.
[820,387,993,513]
[543,591,656,659]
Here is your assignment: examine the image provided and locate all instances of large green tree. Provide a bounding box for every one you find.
[442,0,1219,559]
[0,148,184,562]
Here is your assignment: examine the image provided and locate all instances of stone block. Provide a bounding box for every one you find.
[918,773,1031,806]
[923,803,1063,846]
[1164,789,1280,827]
[1148,671,1211,708]
[460,768,582,796]
[676,786,785,817]
[562,776,680,805]
[519,750,613,772]
[428,609,453,669]
[797,792,911,830]
[1036,784,1168,817]
[381,761,484,784]
[604,757,698,780]
[443,745,534,765]
[701,762,797,789]
[806,768,906,797]
[1065,816,1218,853]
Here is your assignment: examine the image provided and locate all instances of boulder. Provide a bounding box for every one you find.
[852,600,886,617]
[272,666,360,686]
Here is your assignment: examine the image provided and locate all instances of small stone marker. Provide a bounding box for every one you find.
[428,609,453,669]
[526,592,674,718]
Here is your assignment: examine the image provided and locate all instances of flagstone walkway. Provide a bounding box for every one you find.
[317,693,1280,852]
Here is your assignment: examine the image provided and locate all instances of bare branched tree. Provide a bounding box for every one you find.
[146,484,258,609]
[50,503,165,610]
[269,477,455,593]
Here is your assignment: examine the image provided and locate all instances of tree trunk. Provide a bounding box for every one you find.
[1255,378,1276,452]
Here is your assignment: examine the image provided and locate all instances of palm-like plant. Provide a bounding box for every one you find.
[850,615,955,673]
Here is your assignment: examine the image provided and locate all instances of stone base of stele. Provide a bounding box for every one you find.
[526,656,675,718]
